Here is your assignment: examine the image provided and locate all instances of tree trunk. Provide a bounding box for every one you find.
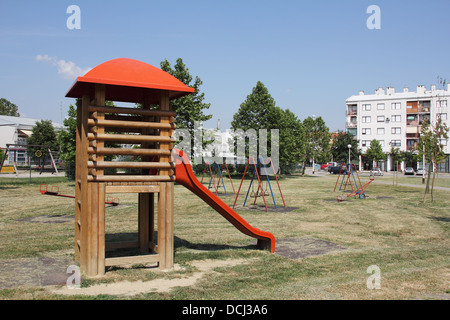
[431,162,437,202]
[301,161,306,176]
[423,162,432,203]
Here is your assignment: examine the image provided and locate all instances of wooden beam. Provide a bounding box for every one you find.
[88,147,171,157]
[87,133,173,143]
[105,185,160,193]
[87,161,175,169]
[88,175,175,182]
[105,254,160,267]
[88,118,176,130]
[89,105,176,117]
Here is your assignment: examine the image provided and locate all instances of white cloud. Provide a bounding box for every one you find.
[36,54,92,80]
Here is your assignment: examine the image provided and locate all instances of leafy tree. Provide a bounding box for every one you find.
[276,107,305,173]
[58,103,77,179]
[27,120,60,173]
[231,81,303,173]
[160,58,212,131]
[0,98,20,116]
[365,139,386,168]
[302,116,331,175]
[331,132,360,163]
[419,118,449,202]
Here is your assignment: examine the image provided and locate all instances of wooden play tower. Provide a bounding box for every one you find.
[66,58,194,277]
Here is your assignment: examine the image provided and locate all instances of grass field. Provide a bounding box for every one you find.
[0,172,449,300]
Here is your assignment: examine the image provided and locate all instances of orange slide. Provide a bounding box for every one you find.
[173,149,275,253]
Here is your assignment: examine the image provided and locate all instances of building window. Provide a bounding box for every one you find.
[391,102,401,110]
[362,104,371,111]
[391,115,401,122]
[377,115,385,122]
[362,116,371,123]
[437,113,448,121]
[441,139,448,146]
[391,140,401,147]
[379,140,385,147]
[437,100,447,108]
[377,103,385,110]
[362,140,370,147]
[377,128,385,135]
[391,127,401,134]
[362,128,371,135]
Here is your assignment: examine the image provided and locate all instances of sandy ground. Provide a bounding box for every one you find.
[50,259,250,297]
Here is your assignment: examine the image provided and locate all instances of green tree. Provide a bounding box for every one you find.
[331,132,360,163]
[276,107,305,173]
[160,58,212,131]
[419,118,449,202]
[231,81,303,173]
[0,98,20,116]
[58,103,78,179]
[302,116,331,175]
[27,120,60,173]
[366,139,386,167]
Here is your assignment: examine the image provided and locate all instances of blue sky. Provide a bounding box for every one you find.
[1,0,449,131]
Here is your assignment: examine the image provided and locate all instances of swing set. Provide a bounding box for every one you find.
[333,163,375,201]
[233,156,286,212]
[200,161,236,195]
[333,163,361,193]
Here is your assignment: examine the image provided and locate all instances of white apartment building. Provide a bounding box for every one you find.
[346,84,450,173]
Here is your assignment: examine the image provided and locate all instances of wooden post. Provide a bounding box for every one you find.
[79,94,90,274]
[74,99,82,262]
[157,90,174,269]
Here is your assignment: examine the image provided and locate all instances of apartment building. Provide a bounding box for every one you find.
[345,84,450,173]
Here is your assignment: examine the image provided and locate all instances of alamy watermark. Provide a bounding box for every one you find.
[173,121,279,173]
[66,5,81,30]
[366,5,381,30]
[366,265,381,290]
[66,265,81,289]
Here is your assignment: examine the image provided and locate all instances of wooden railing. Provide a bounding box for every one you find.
[86,105,176,183]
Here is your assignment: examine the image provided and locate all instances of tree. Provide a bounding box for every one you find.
[302,116,331,175]
[231,81,304,173]
[331,132,360,163]
[0,98,20,116]
[276,107,305,173]
[419,118,449,202]
[58,103,77,179]
[365,139,386,168]
[160,58,212,131]
[27,120,60,174]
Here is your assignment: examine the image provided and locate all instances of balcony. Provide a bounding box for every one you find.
[346,122,357,129]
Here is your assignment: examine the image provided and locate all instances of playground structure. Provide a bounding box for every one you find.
[200,161,235,195]
[233,156,286,212]
[0,144,59,175]
[333,163,375,201]
[65,58,275,277]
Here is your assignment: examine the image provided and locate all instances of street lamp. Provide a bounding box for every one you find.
[348,144,352,167]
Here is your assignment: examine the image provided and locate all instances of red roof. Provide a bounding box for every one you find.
[65,58,195,104]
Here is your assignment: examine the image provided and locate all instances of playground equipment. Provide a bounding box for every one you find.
[174,149,275,252]
[65,58,274,277]
[333,163,375,201]
[337,177,375,201]
[39,184,119,206]
[333,163,362,193]
[0,144,59,175]
[200,161,235,195]
[233,156,286,212]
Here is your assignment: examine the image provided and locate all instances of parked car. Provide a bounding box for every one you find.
[404,167,415,175]
[370,167,383,176]
[328,165,347,175]
[416,167,426,175]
